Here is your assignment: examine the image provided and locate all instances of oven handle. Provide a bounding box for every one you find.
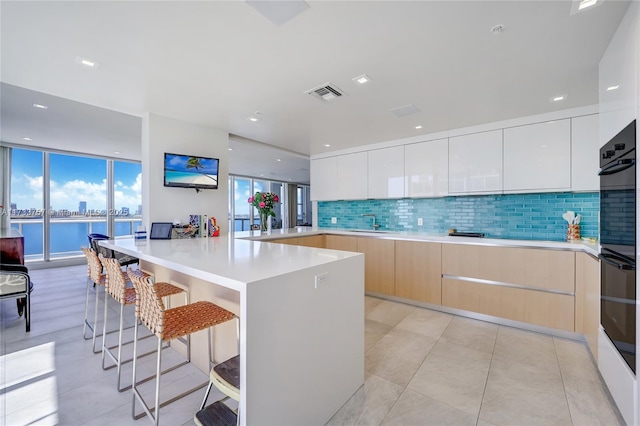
[599,253,636,270]
[598,158,635,176]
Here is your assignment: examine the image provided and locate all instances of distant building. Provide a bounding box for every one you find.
[10,203,16,210]
[137,205,142,215]
[121,207,130,216]
[79,201,87,214]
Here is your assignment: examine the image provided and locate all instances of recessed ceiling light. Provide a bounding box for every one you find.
[415,125,423,130]
[352,74,372,85]
[75,56,99,69]
[550,94,567,102]
[323,144,331,147]
[247,116,260,122]
[276,159,281,162]
[578,0,597,10]
[33,103,48,109]
[22,137,32,141]
[607,85,620,91]
[570,0,600,14]
[114,151,121,155]
[228,148,233,151]
[260,174,265,176]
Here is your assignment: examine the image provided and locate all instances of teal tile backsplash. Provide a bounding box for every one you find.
[317,192,599,241]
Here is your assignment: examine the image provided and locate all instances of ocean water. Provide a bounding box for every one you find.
[11,220,141,256]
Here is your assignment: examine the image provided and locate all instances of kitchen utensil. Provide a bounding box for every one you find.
[567,211,575,224]
[575,214,581,225]
[562,212,572,224]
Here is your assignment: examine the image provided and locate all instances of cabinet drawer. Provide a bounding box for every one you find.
[442,244,575,293]
[442,278,575,331]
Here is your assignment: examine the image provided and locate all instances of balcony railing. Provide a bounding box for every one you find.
[11,217,142,261]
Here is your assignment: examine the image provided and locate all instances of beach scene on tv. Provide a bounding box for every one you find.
[164,154,218,187]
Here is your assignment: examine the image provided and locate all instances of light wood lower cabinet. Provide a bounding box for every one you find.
[356,237,395,295]
[325,235,358,252]
[442,244,575,292]
[395,241,442,304]
[297,235,326,248]
[442,278,575,331]
[442,244,576,332]
[575,252,600,359]
[267,237,299,245]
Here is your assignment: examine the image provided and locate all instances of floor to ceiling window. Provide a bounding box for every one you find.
[49,152,107,258]
[113,160,143,236]
[229,175,297,231]
[9,146,142,262]
[10,148,44,260]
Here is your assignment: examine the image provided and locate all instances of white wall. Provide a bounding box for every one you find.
[141,113,229,232]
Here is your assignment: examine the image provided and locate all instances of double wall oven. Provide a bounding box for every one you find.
[599,119,636,373]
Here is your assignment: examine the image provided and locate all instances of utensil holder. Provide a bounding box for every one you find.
[567,224,580,241]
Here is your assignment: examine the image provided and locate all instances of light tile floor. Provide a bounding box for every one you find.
[329,297,625,426]
[0,265,625,425]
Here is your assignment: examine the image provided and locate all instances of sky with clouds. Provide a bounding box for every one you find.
[10,148,141,212]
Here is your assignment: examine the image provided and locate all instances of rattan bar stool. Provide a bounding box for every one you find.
[81,246,116,353]
[128,271,239,426]
[99,256,186,392]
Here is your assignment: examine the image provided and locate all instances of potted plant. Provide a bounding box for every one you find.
[248,191,279,233]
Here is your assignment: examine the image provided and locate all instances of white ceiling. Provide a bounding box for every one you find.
[0,0,631,184]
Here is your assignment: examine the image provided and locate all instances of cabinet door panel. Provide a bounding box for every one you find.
[571,115,599,192]
[395,241,441,304]
[297,235,326,248]
[503,119,571,192]
[337,153,368,200]
[405,138,448,197]
[356,237,395,295]
[325,235,358,252]
[368,147,405,199]
[310,157,337,201]
[575,252,600,360]
[449,130,503,194]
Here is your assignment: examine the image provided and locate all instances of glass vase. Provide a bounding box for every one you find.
[260,212,269,233]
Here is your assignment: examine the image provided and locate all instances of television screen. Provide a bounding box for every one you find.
[164,153,219,190]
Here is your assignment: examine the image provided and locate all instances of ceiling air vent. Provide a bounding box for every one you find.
[305,83,346,102]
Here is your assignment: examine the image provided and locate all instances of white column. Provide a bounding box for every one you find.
[141,113,229,232]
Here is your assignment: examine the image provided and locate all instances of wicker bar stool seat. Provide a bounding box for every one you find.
[128,271,238,426]
[99,256,186,392]
[81,246,115,353]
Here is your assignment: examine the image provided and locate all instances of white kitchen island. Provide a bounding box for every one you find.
[100,236,364,426]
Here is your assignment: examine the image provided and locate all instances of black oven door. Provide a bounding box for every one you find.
[599,119,636,374]
[600,248,636,372]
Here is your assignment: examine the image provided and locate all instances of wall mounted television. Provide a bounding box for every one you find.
[164,152,219,190]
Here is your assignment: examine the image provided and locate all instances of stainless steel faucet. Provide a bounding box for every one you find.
[362,213,380,230]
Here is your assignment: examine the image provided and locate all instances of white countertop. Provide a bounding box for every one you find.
[237,227,600,257]
[99,235,362,291]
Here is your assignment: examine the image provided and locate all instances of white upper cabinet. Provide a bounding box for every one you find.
[337,152,368,200]
[405,138,448,197]
[310,157,338,201]
[368,146,405,199]
[571,115,600,192]
[503,119,571,192]
[599,2,638,146]
[449,130,503,194]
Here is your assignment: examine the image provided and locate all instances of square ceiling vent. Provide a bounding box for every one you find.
[305,83,346,102]
[390,104,421,117]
